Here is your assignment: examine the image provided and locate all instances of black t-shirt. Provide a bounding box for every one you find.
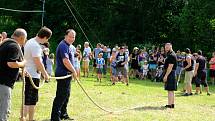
[196,56,206,71]
[0,40,23,88]
[116,52,126,67]
[183,55,194,71]
[164,51,177,70]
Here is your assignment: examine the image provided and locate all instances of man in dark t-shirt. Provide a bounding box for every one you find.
[0,29,26,120]
[163,43,177,108]
[51,29,78,121]
[194,50,211,95]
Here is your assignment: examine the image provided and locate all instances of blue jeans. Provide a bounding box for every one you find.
[51,77,72,121]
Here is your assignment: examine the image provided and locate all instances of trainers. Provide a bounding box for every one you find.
[207,92,211,96]
[126,83,129,86]
[182,93,189,96]
[171,104,175,108]
[60,115,74,120]
[164,104,174,108]
[112,83,115,85]
[189,93,193,96]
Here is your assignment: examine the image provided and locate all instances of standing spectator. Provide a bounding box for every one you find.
[209,52,215,85]
[116,46,129,86]
[96,53,105,82]
[176,50,183,82]
[107,45,111,66]
[124,46,130,73]
[46,53,55,77]
[183,48,194,96]
[51,29,77,121]
[43,47,50,83]
[92,43,102,76]
[0,29,27,121]
[110,48,117,85]
[163,43,177,108]
[82,42,91,77]
[23,27,52,121]
[148,52,158,81]
[194,50,211,95]
[102,46,108,77]
[129,47,139,78]
[74,44,82,80]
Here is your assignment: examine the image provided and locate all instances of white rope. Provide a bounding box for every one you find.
[27,72,45,90]
[0,7,44,13]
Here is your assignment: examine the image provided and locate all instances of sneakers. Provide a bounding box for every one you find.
[182,93,193,96]
[60,115,74,120]
[164,104,174,108]
[207,92,211,96]
[182,93,189,96]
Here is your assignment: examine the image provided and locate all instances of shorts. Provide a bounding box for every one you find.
[97,68,103,74]
[111,67,117,76]
[74,63,81,70]
[176,66,182,75]
[82,59,89,69]
[165,71,177,91]
[209,69,215,78]
[25,77,39,105]
[195,70,208,87]
[116,67,128,78]
[184,71,194,85]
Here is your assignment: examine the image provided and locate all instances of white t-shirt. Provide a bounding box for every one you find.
[24,38,43,78]
[70,45,76,66]
[83,47,91,61]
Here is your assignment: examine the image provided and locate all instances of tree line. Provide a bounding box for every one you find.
[0,0,214,57]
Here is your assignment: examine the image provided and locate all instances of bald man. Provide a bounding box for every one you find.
[51,29,78,121]
[0,28,27,120]
[163,43,177,108]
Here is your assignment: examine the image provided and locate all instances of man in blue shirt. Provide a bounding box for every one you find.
[51,29,77,121]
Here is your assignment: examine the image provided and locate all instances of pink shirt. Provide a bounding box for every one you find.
[210,57,215,70]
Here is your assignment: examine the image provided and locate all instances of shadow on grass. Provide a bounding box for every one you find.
[41,119,50,121]
[132,106,165,111]
[93,83,112,86]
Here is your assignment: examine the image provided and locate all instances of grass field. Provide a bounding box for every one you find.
[9,75,215,121]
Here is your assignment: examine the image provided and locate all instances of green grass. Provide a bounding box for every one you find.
[9,76,215,121]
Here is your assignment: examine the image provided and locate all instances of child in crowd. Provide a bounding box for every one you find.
[46,53,55,78]
[96,53,105,82]
[140,60,148,80]
[74,45,82,80]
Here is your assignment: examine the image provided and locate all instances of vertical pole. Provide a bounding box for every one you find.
[42,0,45,27]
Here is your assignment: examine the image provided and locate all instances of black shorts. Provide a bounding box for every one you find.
[209,69,215,78]
[25,77,39,105]
[196,70,208,87]
[165,71,177,91]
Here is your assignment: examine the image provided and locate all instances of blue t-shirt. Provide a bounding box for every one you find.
[93,48,102,59]
[55,40,74,76]
[96,58,105,68]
